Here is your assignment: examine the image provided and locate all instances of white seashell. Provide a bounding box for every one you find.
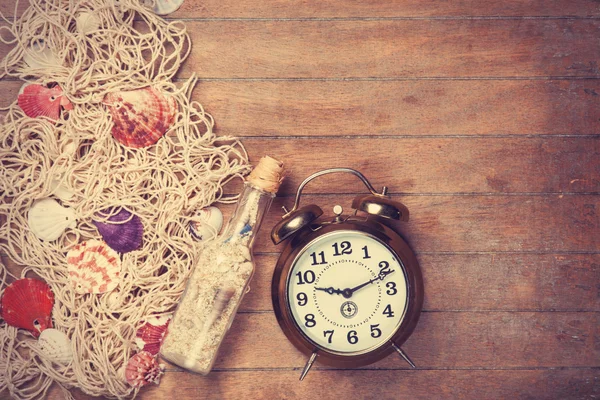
[28,198,77,241]
[38,328,73,365]
[143,0,185,15]
[189,206,223,240]
[49,172,74,201]
[23,40,61,70]
[76,12,101,35]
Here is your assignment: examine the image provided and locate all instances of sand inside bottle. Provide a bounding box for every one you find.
[160,156,284,373]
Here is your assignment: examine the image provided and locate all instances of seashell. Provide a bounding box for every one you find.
[23,40,61,70]
[93,208,143,253]
[135,315,171,355]
[189,206,223,240]
[76,12,101,35]
[143,0,185,15]
[37,328,73,365]
[0,278,54,337]
[66,239,122,294]
[104,87,177,148]
[18,84,73,121]
[125,351,164,387]
[28,198,77,241]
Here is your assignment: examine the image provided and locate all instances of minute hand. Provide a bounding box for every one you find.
[341,268,395,298]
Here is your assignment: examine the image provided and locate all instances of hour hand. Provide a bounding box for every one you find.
[315,286,343,295]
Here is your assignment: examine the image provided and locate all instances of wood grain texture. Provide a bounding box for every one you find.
[155,312,599,369]
[1,20,599,79]
[134,370,600,400]
[4,253,598,312]
[4,0,600,19]
[253,195,600,253]
[3,79,600,136]
[44,369,600,400]
[241,137,600,194]
[175,20,600,78]
[197,79,600,137]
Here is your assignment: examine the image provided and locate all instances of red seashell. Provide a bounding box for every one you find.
[1,278,54,337]
[135,315,171,355]
[104,87,177,148]
[17,84,72,121]
[125,351,164,387]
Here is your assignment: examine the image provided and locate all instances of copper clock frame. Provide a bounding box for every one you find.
[271,216,424,368]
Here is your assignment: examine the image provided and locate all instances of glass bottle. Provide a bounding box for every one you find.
[160,156,283,374]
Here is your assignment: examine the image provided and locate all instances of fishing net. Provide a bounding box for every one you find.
[0,0,249,398]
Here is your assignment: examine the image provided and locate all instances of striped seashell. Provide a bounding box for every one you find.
[125,351,164,387]
[66,240,122,294]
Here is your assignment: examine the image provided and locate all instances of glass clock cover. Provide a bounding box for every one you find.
[286,230,409,354]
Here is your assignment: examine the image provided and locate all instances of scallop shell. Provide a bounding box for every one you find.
[23,40,61,70]
[125,351,164,387]
[28,198,77,241]
[38,328,73,365]
[104,87,177,148]
[18,84,73,121]
[144,0,185,15]
[189,206,223,240]
[93,208,143,253]
[76,12,101,35]
[135,315,171,355]
[67,240,122,294]
[0,278,54,337]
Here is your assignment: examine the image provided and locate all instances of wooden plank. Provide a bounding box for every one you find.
[176,20,600,78]
[4,0,600,20]
[246,254,600,312]
[44,368,600,400]
[241,137,600,194]
[1,20,599,79]
[158,312,599,369]
[198,79,600,137]
[2,195,598,254]
[3,79,600,136]
[1,99,598,193]
[254,195,600,253]
[3,253,597,312]
[129,369,600,400]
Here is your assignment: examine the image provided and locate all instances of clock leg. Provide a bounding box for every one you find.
[299,351,318,381]
[392,343,416,369]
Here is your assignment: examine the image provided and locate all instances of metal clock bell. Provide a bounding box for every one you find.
[271,168,424,380]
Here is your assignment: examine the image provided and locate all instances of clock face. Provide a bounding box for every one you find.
[286,230,409,355]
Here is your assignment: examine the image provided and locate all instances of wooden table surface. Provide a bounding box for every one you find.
[1,1,600,399]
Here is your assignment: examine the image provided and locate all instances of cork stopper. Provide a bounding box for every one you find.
[247,156,285,194]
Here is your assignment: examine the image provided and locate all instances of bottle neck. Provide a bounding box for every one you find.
[221,182,275,248]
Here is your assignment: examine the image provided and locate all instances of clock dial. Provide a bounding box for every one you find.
[286,230,409,354]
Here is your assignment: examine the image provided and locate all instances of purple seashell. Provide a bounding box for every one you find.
[92,208,143,253]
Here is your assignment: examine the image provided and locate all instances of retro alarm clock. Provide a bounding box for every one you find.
[271,168,424,380]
